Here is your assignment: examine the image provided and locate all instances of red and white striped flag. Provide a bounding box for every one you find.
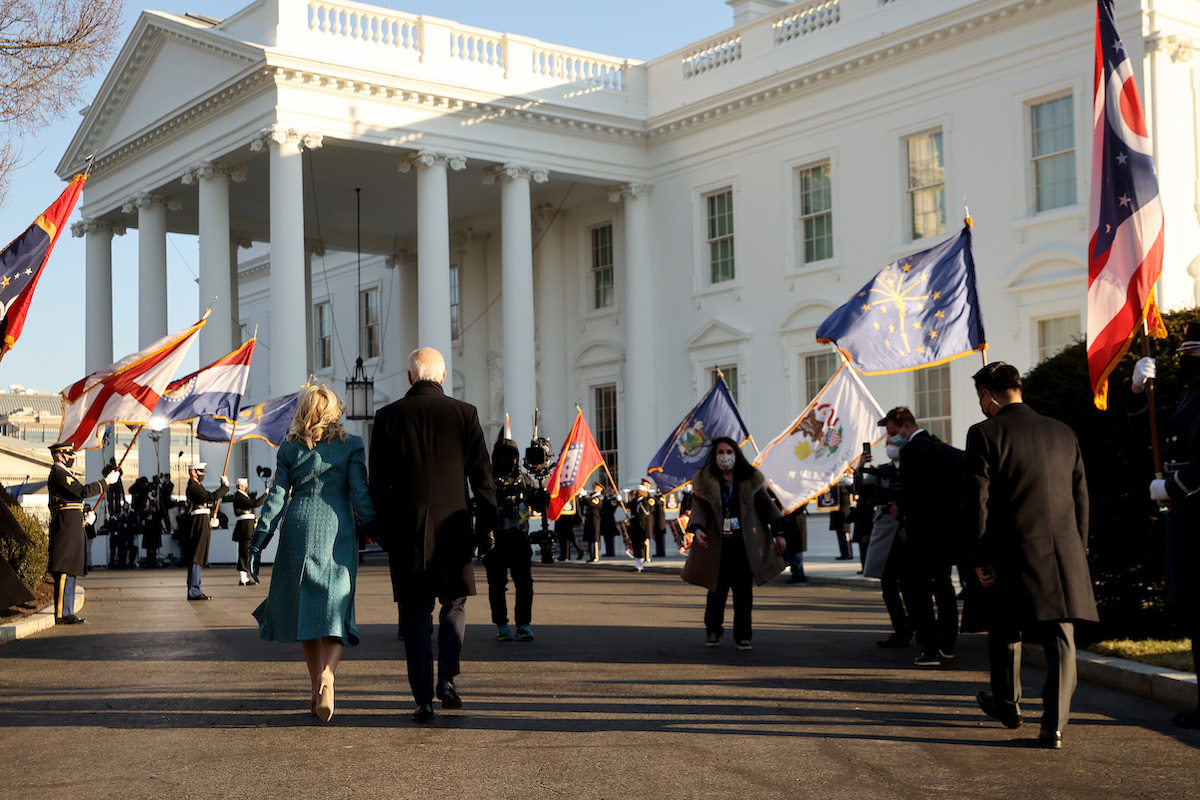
[1087,0,1166,410]
[57,311,209,449]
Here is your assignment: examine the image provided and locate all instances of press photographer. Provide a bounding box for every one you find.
[484,435,547,642]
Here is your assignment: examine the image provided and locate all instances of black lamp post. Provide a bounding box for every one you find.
[346,187,374,420]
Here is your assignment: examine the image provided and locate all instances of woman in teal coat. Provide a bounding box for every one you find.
[248,384,376,722]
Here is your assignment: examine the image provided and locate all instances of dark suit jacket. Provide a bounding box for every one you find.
[965,402,1097,624]
[896,429,966,558]
[370,380,497,600]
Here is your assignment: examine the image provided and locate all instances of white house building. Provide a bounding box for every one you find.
[57,0,1200,556]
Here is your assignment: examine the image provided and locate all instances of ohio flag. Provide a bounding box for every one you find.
[1087,0,1166,410]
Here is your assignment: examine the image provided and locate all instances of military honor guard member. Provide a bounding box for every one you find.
[47,442,119,624]
[232,478,267,586]
[183,462,228,600]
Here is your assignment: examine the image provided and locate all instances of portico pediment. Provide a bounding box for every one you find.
[58,11,264,177]
[686,318,750,350]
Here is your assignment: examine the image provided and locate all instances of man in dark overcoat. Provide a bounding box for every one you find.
[47,442,118,623]
[966,362,1097,750]
[182,462,228,601]
[370,347,496,723]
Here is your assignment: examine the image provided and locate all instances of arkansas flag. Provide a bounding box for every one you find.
[147,339,256,430]
[546,410,605,522]
[1087,0,1166,410]
[58,311,209,449]
[753,360,885,513]
[0,174,86,360]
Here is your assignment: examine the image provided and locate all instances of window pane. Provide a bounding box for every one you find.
[449,267,460,340]
[914,366,952,442]
[804,352,840,404]
[592,224,614,309]
[907,132,945,238]
[1038,314,1081,362]
[1033,97,1076,212]
[361,288,380,359]
[594,384,619,485]
[706,190,735,283]
[709,365,739,405]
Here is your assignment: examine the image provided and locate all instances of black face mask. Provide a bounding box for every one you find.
[63,455,75,468]
[1180,357,1200,387]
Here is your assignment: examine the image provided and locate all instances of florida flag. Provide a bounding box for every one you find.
[147,339,256,430]
[1087,0,1166,410]
[753,360,885,513]
[58,312,209,449]
[546,410,606,522]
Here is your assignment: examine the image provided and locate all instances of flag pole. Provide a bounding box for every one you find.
[746,435,761,456]
[1141,318,1164,479]
[93,424,145,512]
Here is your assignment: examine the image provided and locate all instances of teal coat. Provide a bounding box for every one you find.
[252,434,376,647]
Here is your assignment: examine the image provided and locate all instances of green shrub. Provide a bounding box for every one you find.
[0,489,49,592]
[1022,308,1200,638]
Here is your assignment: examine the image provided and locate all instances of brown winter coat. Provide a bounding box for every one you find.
[681,465,784,591]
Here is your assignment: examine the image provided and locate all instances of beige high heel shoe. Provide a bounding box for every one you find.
[315,679,334,722]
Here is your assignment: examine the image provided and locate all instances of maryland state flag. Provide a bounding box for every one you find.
[545,409,606,522]
[0,174,87,360]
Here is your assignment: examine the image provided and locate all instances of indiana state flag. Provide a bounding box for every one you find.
[147,339,256,431]
[816,225,986,374]
[196,389,301,447]
[646,373,751,493]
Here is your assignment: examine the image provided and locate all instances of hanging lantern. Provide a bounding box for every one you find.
[345,356,374,420]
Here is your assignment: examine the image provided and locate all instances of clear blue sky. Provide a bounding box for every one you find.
[0,0,732,394]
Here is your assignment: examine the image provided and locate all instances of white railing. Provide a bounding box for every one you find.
[450,29,505,70]
[682,34,741,79]
[773,0,841,45]
[306,1,420,51]
[532,47,626,91]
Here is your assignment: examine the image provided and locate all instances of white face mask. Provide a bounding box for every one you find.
[885,444,901,461]
[716,453,737,471]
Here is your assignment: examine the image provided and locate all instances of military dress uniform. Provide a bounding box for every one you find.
[47,444,105,623]
[183,466,228,600]
[232,487,267,585]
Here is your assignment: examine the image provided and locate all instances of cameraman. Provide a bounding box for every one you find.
[485,437,539,641]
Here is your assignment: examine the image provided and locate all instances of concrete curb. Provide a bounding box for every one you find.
[0,586,85,645]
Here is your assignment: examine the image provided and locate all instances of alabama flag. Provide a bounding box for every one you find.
[546,410,606,522]
[58,311,209,449]
[753,360,885,513]
[1087,0,1166,409]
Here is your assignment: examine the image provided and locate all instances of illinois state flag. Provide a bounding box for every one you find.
[1087,0,1166,410]
[147,339,256,430]
[753,360,885,513]
[58,311,209,449]
[646,372,751,493]
[0,174,86,360]
[546,410,605,522]
[816,225,986,375]
[196,389,302,447]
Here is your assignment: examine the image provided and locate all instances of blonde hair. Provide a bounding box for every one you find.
[286,384,349,449]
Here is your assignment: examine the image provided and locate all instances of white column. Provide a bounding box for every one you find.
[452,230,487,408]
[71,218,123,480]
[399,150,465,381]
[251,126,322,397]
[532,204,567,444]
[484,163,549,445]
[386,248,419,367]
[610,183,655,486]
[122,192,179,477]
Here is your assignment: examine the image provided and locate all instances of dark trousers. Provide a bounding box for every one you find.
[485,535,533,626]
[556,530,584,560]
[987,620,1076,733]
[187,563,204,599]
[705,576,753,641]
[835,530,852,558]
[903,553,958,653]
[602,533,616,557]
[235,539,251,573]
[653,531,666,558]
[881,540,911,636]
[53,572,76,619]
[629,528,648,559]
[399,593,467,705]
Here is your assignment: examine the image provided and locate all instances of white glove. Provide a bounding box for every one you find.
[220,474,229,487]
[84,511,96,526]
[104,470,120,486]
[1132,357,1156,392]
[1150,479,1170,501]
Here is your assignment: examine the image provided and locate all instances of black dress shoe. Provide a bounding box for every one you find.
[187,594,213,601]
[59,615,87,624]
[1037,729,1063,749]
[976,690,1023,729]
[412,703,435,723]
[435,679,462,710]
[875,632,912,648]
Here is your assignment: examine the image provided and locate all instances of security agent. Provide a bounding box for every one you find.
[182,461,229,600]
[47,442,119,624]
[485,437,539,641]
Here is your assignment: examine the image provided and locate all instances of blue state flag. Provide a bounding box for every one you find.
[646,374,751,493]
[196,390,300,447]
[816,225,986,374]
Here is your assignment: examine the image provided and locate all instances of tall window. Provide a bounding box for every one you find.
[591,224,614,309]
[799,163,833,263]
[1038,313,1081,362]
[360,287,380,359]
[708,365,739,405]
[449,266,461,340]
[706,189,735,283]
[594,384,619,485]
[915,365,952,442]
[805,352,840,404]
[1032,96,1076,212]
[314,301,332,370]
[907,131,945,240]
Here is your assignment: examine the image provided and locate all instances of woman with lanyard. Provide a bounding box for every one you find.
[682,436,786,650]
